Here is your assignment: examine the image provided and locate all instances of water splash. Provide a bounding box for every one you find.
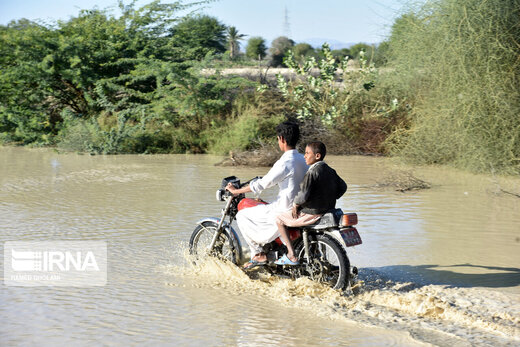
[163,255,520,346]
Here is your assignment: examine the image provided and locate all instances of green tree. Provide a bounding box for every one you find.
[226,26,246,60]
[0,19,59,143]
[349,43,374,60]
[268,36,294,67]
[0,1,212,149]
[245,36,267,60]
[170,14,226,60]
[292,43,315,62]
[331,48,351,63]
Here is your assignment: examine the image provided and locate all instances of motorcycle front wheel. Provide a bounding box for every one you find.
[295,234,350,290]
[189,221,238,264]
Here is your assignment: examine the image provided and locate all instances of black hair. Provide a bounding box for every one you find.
[276,121,300,147]
[306,141,326,160]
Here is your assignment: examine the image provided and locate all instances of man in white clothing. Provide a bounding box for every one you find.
[226,121,308,269]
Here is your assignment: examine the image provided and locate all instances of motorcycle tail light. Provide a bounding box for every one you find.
[341,213,358,226]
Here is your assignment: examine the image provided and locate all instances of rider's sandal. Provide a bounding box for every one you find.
[243,259,267,270]
[274,254,299,266]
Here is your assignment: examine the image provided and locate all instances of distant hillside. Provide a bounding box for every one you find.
[252,38,378,53]
[300,38,362,50]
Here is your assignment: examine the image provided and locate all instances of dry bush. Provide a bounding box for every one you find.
[376,170,431,192]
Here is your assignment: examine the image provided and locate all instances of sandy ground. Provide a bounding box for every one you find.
[200,66,361,80]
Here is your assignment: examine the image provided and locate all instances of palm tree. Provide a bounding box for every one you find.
[227,26,246,60]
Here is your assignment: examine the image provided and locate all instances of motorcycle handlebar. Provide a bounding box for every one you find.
[217,176,262,201]
[240,176,261,188]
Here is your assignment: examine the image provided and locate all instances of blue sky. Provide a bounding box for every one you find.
[0,0,409,44]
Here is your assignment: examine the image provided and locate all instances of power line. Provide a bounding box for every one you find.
[283,6,291,38]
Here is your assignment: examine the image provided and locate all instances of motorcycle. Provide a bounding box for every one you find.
[189,176,362,290]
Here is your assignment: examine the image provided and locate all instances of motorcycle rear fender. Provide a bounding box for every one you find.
[196,217,243,261]
[325,229,349,253]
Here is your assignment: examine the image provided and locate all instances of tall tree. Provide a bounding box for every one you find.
[170,15,226,60]
[0,1,208,146]
[226,26,246,60]
[245,36,267,61]
[292,43,315,62]
[269,36,294,67]
[349,43,374,60]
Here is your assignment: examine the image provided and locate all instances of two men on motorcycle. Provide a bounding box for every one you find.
[226,121,347,270]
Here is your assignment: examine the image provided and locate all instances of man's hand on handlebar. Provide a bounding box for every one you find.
[226,183,238,196]
[226,182,252,196]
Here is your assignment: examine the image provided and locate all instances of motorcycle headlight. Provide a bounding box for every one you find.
[216,189,225,201]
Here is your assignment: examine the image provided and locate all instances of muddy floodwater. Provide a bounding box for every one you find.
[1,147,519,346]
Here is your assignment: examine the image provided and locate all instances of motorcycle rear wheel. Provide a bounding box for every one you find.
[295,234,350,290]
[189,221,238,264]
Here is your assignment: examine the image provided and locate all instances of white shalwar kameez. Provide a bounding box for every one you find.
[236,149,308,257]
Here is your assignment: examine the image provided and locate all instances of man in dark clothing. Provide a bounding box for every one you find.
[274,141,347,265]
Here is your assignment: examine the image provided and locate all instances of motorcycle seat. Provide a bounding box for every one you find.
[307,208,343,229]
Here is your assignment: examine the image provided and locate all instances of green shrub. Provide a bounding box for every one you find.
[206,93,286,154]
[56,110,175,154]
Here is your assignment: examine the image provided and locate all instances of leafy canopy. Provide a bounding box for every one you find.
[246,36,267,60]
